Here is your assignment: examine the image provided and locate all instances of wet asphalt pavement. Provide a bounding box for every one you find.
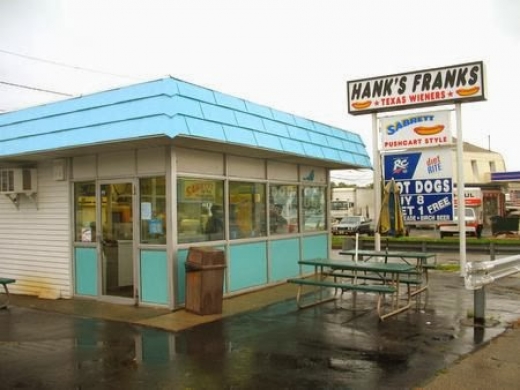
[2,264,520,390]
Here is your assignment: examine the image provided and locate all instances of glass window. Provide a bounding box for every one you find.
[74,181,97,242]
[302,186,327,232]
[229,181,266,239]
[269,184,298,234]
[177,178,224,243]
[489,161,496,173]
[140,177,166,244]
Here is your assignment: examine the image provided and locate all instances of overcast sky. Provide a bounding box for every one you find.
[1,0,519,183]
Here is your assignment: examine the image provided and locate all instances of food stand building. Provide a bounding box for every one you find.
[0,77,371,308]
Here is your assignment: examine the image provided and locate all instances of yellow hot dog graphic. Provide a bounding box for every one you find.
[456,86,480,97]
[351,100,372,110]
[413,125,445,136]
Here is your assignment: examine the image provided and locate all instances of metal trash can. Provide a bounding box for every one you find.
[490,215,520,236]
[185,247,226,315]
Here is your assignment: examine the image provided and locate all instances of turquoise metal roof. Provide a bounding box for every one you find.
[0,77,371,168]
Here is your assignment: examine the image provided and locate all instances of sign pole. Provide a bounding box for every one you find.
[372,112,381,252]
[455,103,467,277]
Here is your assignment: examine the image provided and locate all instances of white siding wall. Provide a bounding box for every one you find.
[0,161,71,298]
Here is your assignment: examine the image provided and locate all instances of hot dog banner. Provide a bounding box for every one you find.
[347,61,486,115]
[380,110,452,151]
[179,180,216,201]
[383,148,454,223]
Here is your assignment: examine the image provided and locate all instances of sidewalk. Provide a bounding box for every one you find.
[8,281,299,332]
[422,319,520,389]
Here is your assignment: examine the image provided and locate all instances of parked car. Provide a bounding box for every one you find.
[332,215,373,235]
[304,215,326,231]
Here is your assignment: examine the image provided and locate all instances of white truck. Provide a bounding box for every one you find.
[439,187,484,239]
[330,187,355,223]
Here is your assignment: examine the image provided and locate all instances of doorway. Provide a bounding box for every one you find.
[99,181,135,300]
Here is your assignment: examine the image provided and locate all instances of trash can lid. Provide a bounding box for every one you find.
[187,246,226,266]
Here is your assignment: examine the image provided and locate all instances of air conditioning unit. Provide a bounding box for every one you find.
[0,168,37,195]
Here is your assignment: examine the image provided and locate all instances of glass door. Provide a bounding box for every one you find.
[99,181,135,300]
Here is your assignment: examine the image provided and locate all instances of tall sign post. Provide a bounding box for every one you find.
[372,113,381,252]
[347,62,486,276]
[455,103,466,275]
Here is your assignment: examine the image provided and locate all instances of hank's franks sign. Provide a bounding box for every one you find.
[347,62,485,115]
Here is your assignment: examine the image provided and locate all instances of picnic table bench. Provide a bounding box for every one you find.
[0,277,16,309]
[339,249,437,297]
[287,277,397,320]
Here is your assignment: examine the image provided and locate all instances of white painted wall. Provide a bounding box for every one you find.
[0,160,71,299]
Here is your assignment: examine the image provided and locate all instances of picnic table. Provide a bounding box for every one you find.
[288,258,416,320]
[339,249,437,266]
[339,249,437,297]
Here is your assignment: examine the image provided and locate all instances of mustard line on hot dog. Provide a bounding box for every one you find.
[351,100,372,110]
[413,125,445,136]
[456,86,480,97]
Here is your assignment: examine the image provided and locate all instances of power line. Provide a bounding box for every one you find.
[0,48,139,81]
[0,80,74,97]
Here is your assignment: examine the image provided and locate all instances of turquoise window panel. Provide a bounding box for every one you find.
[308,131,328,145]
[245,102,273,119]
[360,155,372,166]
[339,140,358,153]
[313,122,334,135]
[171,95,204,117]
[286,125,311,142]
[214,92,247,111]
[200,103,237,125]
[261,119,289,136]
[271,110,296,125]
[185,117,226,141]
[235,111,265,131]
[5,116,169,156]
[74,247,97,296]
[0,78,170,127]
[354,143,367,154]
[294,117,316,130]
[223,125,257,145]
[337,150,358,165]
[229,242,267,291]
[343,131,358,143]
[302,143,325,159]
[176,249,189,305]
[280,138,305,155]
[352,133,365,143]
[324,135,339,147]
[168,115,189,135]
[301,234,329,274]
[140,250,169,305]
[322,148,340,161]
[269,238,300,282]
[1,95,171,141]
[352,153,372,166]
[177,81,216,104]
[254,132,282,150]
